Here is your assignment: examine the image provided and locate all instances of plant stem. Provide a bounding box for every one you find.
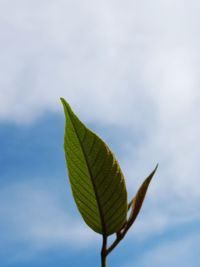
[101,235,107,267]
[101,254,106,267]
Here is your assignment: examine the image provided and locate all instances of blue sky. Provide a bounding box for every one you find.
[0,1,200,266]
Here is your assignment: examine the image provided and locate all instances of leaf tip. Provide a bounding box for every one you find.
[154,163,159,174]
[60,98,71,112]
[60,97,66,105]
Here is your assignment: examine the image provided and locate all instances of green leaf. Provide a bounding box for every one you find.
[126,165,158,229]
[60,98,128,236]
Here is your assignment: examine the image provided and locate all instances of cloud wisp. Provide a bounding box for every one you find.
[124,231,200,267]
[0,178,99,264]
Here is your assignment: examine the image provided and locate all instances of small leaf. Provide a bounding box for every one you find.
[126,165,158,229]
[60,98,128,236]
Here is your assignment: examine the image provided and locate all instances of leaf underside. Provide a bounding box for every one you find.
[61,98,128,236]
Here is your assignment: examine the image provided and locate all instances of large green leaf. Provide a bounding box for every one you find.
[61,98,128,236]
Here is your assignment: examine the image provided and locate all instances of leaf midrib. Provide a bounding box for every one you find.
[65,104,107,236]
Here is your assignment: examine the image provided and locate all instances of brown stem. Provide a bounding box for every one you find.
[101,235,107,267]
[106,210,134,255]
[106,231,125,256]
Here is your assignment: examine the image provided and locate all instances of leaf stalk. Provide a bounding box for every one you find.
[101,235,107,267]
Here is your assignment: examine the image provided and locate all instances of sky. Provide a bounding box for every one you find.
[0,1,200,266]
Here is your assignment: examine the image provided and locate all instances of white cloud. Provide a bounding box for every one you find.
[124,232,200,267]
[0,179,98,257]
[1,1,199,124]
[0,0,200,262]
